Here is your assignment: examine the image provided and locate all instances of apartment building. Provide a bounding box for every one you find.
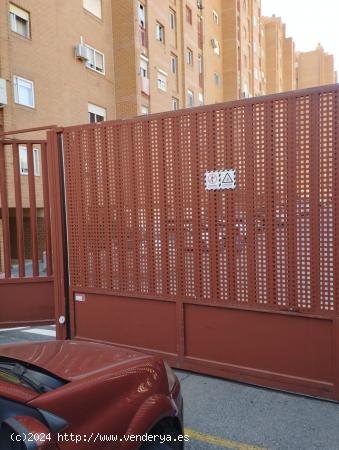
[0,0,117,133]
[262,16,296,95]
[283,37,296,92]
[112,0,228,118]
[296,44,337,89]
[202,0,224,105]
[0,2,337,130]
[112,0,271,116]
[222,0,266,101]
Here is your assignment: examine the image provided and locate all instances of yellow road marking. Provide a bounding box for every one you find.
[184,428,268,450]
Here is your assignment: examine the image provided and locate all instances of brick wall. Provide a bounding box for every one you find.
[23,213,45,261]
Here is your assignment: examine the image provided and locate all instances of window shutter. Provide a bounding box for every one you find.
[9,4,29,21]
[88,103,106,119]
[83,0,102,18]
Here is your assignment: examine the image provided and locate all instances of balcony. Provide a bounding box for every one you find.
[141,76,150,96]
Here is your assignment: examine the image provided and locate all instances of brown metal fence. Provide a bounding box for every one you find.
[0,132,54,328]
[55,85,339,400]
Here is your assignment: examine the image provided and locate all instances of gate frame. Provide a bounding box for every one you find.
[47,129,69,339]
[0,125,56,328]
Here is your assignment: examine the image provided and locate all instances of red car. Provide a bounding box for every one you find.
[0,340,184,450]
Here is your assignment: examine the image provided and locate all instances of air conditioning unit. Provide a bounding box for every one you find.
[0,78,7,108]
[75,44,89,61]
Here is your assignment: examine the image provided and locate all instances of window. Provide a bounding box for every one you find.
[88,103,106,123]
[199,93,204,105]
[214,73,221,87]
[242,82,249,98]
[211,38,220,55]
[172,97,179,110]
[157,70,167,91]
[169,9,176,30]
[156,22,165,43]
[139,8,147,46]
[13,76,34,108]
[140,57,150,95]
[83,0,102,18]
[138,2,146,28]
[9,4,30,38]
[198,54,203,87]
[140,57,149,78]
[212,10,219,25]
[171,54,178,74]
[186,6,192,25]
[198,55,203,74]
[141,105,149,115]
[187,48,193,65]
[254,68,258,80]
[85,46,105,74]
[187,89,194,107]
[19,146,40,176]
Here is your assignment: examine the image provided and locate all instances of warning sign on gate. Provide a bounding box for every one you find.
[205,169,236,191]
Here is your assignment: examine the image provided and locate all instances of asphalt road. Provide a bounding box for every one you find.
[177,370,339,450]
[1,327,339,450]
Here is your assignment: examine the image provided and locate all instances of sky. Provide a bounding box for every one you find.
[261,0,339,71]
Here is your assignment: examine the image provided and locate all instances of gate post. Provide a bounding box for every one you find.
[47,128,69,340]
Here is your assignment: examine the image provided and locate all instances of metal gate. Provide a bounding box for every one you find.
[0,127,54,328]
[53,85,339,400]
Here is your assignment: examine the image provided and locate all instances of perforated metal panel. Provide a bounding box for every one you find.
[63,87,339,315]
[60,85,339,400]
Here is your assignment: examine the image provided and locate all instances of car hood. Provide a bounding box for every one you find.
[0,340,146,381]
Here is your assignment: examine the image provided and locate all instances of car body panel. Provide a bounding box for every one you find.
[0,340,145,381]
[0,340,183,450]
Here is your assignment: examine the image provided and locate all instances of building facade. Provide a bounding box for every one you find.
[113,0,269,116]
[113,0,228,117]
[296,44,337,89]
[262,16,296,95]
[0,0,269,125]
[221,0,266,101]
[0,1,337,132]
[0,0,117,134]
